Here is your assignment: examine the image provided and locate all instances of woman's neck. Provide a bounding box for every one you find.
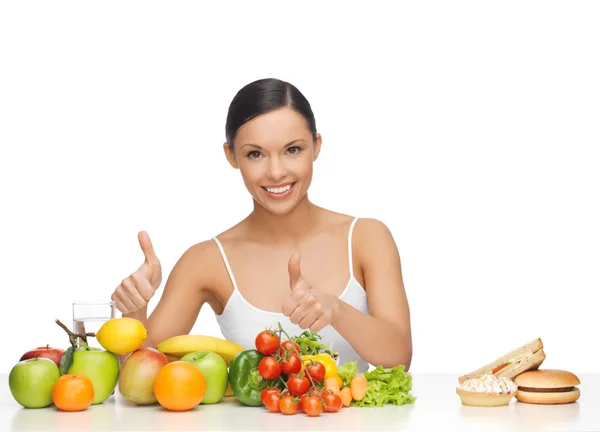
[247,194,322,245]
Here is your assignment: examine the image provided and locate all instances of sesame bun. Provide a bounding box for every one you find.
[514,370,581,405]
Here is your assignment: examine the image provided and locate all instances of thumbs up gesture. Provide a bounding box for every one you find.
[111,231,163,314]
[282,253,336,333]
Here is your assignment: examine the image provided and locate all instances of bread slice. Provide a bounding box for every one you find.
[495,349,546,379]
[458,338,545,384]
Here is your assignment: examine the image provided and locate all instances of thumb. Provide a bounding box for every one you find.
[288,252,302,289]
[138,231,160,268]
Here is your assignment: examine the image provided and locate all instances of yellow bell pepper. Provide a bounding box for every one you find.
[302,353,343,388]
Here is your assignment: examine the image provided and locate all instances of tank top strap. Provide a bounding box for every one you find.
[348,217,359,278]
[212,236,240,293]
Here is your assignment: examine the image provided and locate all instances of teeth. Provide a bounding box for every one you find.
[265,184,292,194]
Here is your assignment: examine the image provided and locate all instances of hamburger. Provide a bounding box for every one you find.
[514,370,581,404]
[458,338,546,384]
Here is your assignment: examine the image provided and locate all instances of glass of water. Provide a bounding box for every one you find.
[72,301,116,348]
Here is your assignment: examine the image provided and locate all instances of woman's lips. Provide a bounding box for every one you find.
[261,182,296,200]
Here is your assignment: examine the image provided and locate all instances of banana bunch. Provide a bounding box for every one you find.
[156,335,245,366]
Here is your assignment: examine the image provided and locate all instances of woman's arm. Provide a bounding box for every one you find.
[330,218,413,370]
[124,240,215,349]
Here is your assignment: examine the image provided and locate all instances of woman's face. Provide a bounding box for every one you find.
[224,107,322,215]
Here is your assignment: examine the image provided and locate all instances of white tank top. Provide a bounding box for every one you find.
[212,217,370,373]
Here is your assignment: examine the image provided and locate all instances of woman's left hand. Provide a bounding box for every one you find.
[282,253,337,332]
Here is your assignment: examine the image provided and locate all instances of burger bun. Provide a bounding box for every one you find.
[514,369,581,405]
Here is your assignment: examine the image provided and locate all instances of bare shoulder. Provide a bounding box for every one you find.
[170,238,223,288]
[353,217,400,263]
[354,217,396,240]
[185,238,221,260]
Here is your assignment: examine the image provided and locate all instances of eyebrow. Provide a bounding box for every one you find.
[241,139,306,150]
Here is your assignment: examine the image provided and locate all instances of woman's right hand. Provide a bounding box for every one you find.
[111,231,163,314]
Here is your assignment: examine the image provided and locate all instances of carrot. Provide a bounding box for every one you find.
[324,376,341,394]
[339,387,352,407]
[350,375,368,401]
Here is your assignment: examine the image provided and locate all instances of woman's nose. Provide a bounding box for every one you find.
[266,157,287,181]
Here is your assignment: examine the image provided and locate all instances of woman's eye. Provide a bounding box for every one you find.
[287,146,301,155]
[247,151,261,159]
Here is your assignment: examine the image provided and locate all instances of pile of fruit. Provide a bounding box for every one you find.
[8,317,243,412]
[8,318,416,414]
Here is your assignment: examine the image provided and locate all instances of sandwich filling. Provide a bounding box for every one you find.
[491,353,533,375]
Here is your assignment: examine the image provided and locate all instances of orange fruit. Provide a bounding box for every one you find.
[52,374,94,412]
[153,361,206,411]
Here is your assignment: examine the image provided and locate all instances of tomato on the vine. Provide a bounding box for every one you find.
[255,330,280,355]
[281,353,302,375]
[278,340,301,356]
[321,391,343,412]
[262,392,281,413]
[298,393,311,412]
[287,374,310,396]
[305,361,326,381]
[258,356,281,380]
[303,396,324,417]
[261,387,280,405]
[279,395,298,415]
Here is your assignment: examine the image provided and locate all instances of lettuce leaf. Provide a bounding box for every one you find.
[337,361,358,387]
[352,364,417,407]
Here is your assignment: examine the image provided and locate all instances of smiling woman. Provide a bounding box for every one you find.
[223,80,321,215]
[111,77,413,373]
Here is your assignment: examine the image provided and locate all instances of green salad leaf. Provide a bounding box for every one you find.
[337,361,358,387]
[290,330,339,358]
[352,364,417,407]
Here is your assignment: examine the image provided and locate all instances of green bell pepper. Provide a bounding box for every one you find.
[228,349,282,406]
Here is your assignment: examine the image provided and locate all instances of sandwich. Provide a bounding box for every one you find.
[514,369,581,404]
[458,338,546,384]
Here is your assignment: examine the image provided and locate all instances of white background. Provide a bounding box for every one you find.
[1,1,599,375]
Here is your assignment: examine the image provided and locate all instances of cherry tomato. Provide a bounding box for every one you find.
[281,353,302,375]
[262,392,281,413]
[298,393,310,412]
[306,361,326,381]
[258,356,281,380]
[279,395,298,415]
[261,387,281,406]
[321,391,343,413]
[303,396,323,417]
[255,330,281,355]
[278,340,301,357]
[287,375,310,396]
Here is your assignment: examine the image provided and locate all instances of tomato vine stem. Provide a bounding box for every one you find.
[276,322,327,408]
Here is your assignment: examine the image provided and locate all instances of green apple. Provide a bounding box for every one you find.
[67,347,120,404]
[181,351,228,404]
[9,357,61,408]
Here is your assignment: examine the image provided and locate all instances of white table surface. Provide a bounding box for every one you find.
[2,373,598,431]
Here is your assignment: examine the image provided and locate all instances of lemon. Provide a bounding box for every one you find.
[96,318,147,355]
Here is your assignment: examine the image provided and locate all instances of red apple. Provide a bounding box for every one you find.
[118,347,170,405]
[20,345,65,369]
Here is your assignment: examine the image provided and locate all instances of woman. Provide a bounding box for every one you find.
[111,78,412,372]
